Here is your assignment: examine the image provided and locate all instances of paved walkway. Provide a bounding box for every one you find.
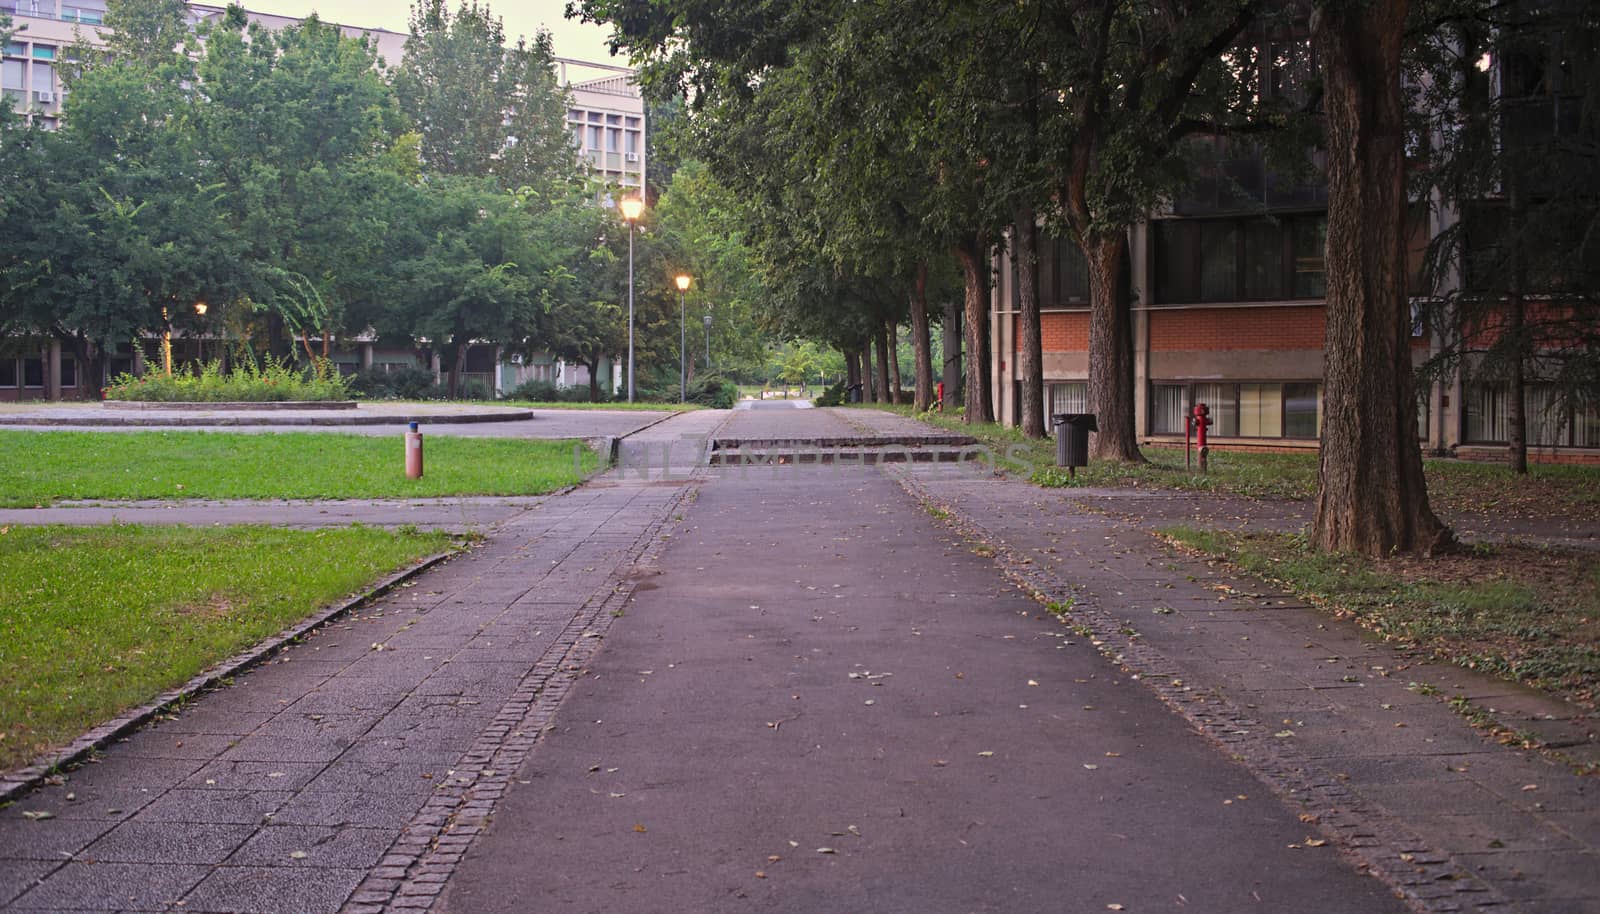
[0,415,715,914]
[895,460,1599,913]
[2,407,1595,912]
[436,464,1408,914]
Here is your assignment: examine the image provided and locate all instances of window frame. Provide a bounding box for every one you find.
[1147,379,1325,440]
[1152,212,1328,305]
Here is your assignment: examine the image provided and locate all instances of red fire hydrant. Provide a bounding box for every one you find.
[405,421,425,479]
[935,381,945,412]
[1186,402,1212,472]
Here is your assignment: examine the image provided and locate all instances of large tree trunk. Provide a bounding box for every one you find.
[954,236,993,422]
[588,358,602,402]
[845,348,861,393]
[874,326,892,404]
[909,263,934,411]
[887,321,903,403]
[1014,206,1046,438]
[943,293,963,408]
[1084,233,1143,460]
[1310,0,1451,556]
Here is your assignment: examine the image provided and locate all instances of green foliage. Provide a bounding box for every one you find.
[104,357,350,402]
[815,381,847,407]
[346,366,445,400]
[0,523,454,768]
[505,379,593,403]
[684,373,737,409]
[0,431,601,506]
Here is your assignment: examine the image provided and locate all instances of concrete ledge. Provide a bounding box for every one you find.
[0,409,535,427]
[104,399,358,411]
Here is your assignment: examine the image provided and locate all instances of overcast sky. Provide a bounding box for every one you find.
[240,0,623,65]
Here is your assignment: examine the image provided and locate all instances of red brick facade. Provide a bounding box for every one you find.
[1015,312,1091,353]
[1150,307,1325,351]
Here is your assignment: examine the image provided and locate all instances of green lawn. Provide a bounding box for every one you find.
[855,403,1600,519]
[0,524,457,770]
[1161,526,1600,714]
[0,431,602,506]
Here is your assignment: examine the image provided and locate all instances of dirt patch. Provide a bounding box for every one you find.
[176,593,236,621]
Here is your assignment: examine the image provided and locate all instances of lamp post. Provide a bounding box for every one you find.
[703,309,712,368]
[619,197,644,402]
[675,274,691,402]
[195,302,208,364]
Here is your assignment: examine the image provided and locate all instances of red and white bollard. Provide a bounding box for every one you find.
[405,421,424,479]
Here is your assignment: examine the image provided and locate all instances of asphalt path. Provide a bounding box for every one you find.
[438,465,1407,914]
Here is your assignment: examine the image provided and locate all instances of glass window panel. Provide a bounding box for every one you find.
[1155,222,1198,303]
[1199,222,1239,301]
[1464,384,1507,442]
[0,359,16,387]
[1284,382,1320,438]
[5,43,26,58]
[31,60,51,90]
[1242,220,1283,299]
[1191,383,1239,436]
[1525,385,1563,446]
[1049,382,1088,416]
[1575,398,1599,448]
[1151,384,1187,434]
[1239,383,1284,437]
[2,59,23,91]
[1292,217,1327,298]
[23,358,44,387]
[59,358,76,387]
[1061,237,1089,302]
[31,45,55,60]
[1037,235,1056,306]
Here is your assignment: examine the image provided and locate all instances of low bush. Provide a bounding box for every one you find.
[506,379,594,403]
[685,374,738,409]
[106,357,349,402]
[815,381,847,407]
[347,366,442,400]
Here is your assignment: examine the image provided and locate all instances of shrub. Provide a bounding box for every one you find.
[347,366,440,400]
[506,379,597,403]
[815,381,847,407]
[458,379,493,401]
[106,357,349,402]
[684,374,738,409]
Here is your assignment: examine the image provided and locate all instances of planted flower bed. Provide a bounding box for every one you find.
[105,358,350,402]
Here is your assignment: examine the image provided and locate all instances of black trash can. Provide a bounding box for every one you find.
[1053,413,1097,469]
[847,383,864,404]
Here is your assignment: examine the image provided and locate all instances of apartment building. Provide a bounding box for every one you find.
[559,58,646,193]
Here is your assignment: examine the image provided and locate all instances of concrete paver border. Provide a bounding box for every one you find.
[0,548,462,805]
[894,468,1515,914]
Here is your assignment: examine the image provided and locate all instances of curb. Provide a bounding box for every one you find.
[0,547,462,805]
[0,410,534,428]
[892,468,1515,914]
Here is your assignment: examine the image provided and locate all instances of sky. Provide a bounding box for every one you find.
[239,0,623,65]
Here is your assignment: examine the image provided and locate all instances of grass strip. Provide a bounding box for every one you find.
[0,524,457,770]
[499,400,698,412]
[851,403,1600,518]
[1160,526,1600,710]
[0,431,601,506]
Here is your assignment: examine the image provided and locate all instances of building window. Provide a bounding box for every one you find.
[1155,213,1328,304]
[1048,382,1087,417]
[1014,233,1090,309]
[0,359,16,388]
[31,44,55,60]
[60,358,76,388]
[23,358,44,388]
[1150,381,1324,439]
[1464,383,1599,447]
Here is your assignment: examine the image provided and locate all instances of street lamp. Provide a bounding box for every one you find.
[619,197,644,402]
[194,302,208,364]
[675,274,691,402]
[703,308,712,368]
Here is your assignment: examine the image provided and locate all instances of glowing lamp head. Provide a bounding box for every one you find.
[194,302,208,316]
[675,274,692,292]
[619,198,644,222]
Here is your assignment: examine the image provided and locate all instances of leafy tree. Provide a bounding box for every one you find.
[395,1,576,190]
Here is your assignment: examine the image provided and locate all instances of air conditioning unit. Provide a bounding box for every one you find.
[34,91,53,104]
[624,152,639,163]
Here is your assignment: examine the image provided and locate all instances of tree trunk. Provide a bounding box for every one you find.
[861,342,876,402]
[1014,206,1046,438]
[1310,0,1451,557]
[909,262,934,411]
[845,348,860,392]
[943,293,963,408]
[887,320,903,403]
[954,236,993,422]
[1507,174,1528,474]
[1084,233,1143,460]
[874,326,892,404]
[588,358,602,402]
